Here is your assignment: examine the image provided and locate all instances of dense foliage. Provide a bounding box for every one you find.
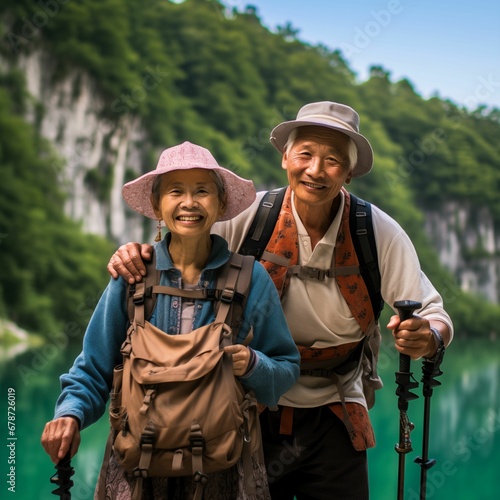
[0,81,114,336]
[1,0,499,340]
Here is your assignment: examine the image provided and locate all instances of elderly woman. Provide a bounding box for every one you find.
[41,141,300,499]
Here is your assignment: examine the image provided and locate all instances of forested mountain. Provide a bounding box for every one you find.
[1,0,500,346]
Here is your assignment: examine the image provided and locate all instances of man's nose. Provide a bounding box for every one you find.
[306,156,324,176]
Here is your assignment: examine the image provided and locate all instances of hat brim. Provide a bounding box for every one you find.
[122,165,256,221]
[270,120,373,178]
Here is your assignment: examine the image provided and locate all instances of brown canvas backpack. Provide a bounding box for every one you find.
[97,251,261,500]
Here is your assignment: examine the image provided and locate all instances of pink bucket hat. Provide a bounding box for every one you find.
[270,101,374,177]
[122,141,256,221]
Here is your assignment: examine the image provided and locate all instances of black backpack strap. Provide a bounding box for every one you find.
[127,249,160,326]
[239,187,286,259]
[349,193,383,320]
[215,252,255,342]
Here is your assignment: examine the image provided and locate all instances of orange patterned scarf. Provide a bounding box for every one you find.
[260,186,374,333]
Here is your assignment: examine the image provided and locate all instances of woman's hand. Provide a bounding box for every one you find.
[41,416,81,464]
[224,344,251,376]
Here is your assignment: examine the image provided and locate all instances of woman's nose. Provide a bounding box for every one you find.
[181,194,198,208]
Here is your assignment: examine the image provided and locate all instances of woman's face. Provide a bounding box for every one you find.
[152,169,226,239]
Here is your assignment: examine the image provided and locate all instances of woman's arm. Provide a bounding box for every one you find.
[53,277,129,429]
[235,261,300,406]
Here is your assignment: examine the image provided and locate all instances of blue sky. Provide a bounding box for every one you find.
[224,0,500,110]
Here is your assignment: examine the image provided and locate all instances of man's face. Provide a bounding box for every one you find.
[282,127,353,209]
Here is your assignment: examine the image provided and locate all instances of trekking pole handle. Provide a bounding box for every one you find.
[394,300,422,372]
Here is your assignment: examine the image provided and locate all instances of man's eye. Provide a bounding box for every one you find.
[327,157,341,164]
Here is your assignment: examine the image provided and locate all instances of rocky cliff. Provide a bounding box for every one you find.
[8,49,153,245]
[425,202,500,303]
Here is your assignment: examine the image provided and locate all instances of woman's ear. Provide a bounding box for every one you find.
[150,194,162,219]
[218,195,227,218]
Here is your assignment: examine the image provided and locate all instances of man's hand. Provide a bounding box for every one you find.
[387,315,443,360]
[107,243,153,284]
[41,417,81,464]
[387,315,450,359]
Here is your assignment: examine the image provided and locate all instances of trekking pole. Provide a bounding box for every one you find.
[414,344,445,500]
[394,300,421,500]
[50,451,74,500]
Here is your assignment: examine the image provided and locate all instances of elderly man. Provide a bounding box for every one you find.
[108,101,453,499]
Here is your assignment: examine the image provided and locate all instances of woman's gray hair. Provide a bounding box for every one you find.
[284,128,358,173]
[151,170,226,208]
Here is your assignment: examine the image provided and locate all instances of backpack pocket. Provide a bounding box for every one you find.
[111,321,260,478]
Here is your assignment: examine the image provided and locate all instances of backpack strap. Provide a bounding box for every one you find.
[239,187,287,258]
[127,251,160,327]
[127,249,254,340]
[348,193,383,320]
[214,252,255,343]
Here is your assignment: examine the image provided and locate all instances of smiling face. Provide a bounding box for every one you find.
[282,126,353,213]
[151,168,226,240]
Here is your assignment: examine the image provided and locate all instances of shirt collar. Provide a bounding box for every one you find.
[290,189,345,248]
[154,233,231,272]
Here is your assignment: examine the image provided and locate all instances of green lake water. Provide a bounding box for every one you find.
[1,337,498,499]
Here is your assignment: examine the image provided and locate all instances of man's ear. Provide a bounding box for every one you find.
[281,152,288,171]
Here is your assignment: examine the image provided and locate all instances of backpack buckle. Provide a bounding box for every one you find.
[140,433,155,448]
[220,288,235,304]
[193,471,209,485]
[298,267,326,281]
[133,291,145,305]
[190,436,205,452]
[140,422,156,448]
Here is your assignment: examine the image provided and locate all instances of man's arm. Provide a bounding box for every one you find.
[107,243,153,283]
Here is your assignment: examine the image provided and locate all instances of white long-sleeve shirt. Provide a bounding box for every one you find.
[214,189,453,409]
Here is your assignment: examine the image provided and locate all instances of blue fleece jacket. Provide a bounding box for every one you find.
[54,235,300,429]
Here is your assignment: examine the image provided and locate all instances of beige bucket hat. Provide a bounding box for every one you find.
[270,101,374,177]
